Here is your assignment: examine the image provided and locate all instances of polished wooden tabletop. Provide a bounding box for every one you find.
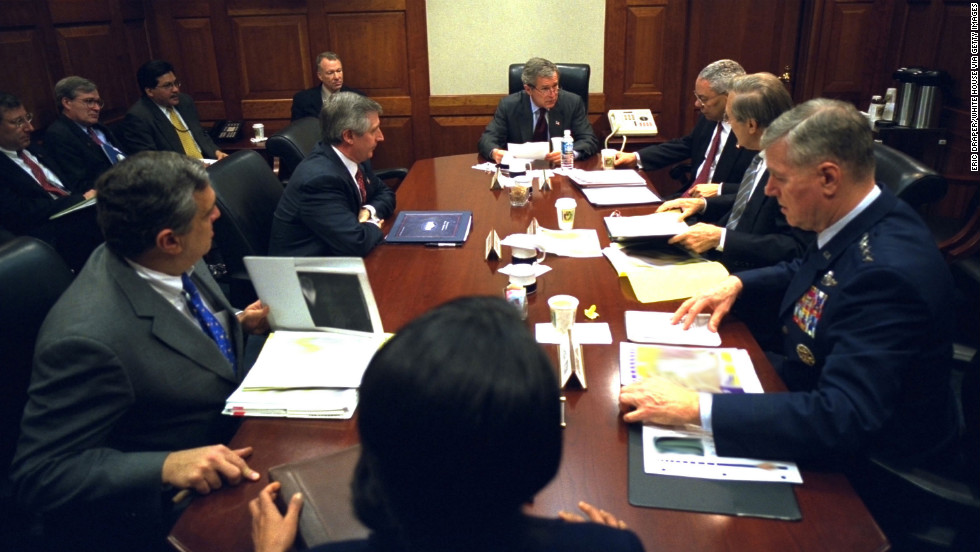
[169,154,888,552]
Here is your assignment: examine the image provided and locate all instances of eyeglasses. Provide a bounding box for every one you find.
[533,84,560,95]
[74,97,105,108]
[155,80,181,91]
[3,113,33,129]
[694,91,720,104]
[319,69,343,77]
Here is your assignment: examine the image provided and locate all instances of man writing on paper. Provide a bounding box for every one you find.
[291,51,365,120]
[478,57,599,164]
[0,91,101,271]
[269,92,396,257]
[614,60,755,198]
[619,100,958,473]
[121,60,227,161]
[11,151,269,551]
[654,73,813,271]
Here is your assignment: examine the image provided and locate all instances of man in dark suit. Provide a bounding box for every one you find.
[43,76,126,194]
[11,151,269,551]
[120,59,226,160]
[270,92,396,257]
[620,100,957,472]
[0,91,100,271]
[656,73,813,271]
[478,57,599,164]
[290,51,365,120]
[614,60,755,196]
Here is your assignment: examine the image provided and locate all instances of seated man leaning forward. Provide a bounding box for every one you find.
[269,91,396,257]
[478,57,599,164]
[619,99,958,470]
[11,151,269,551]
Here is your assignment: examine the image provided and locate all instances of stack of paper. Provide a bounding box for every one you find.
[566,168,647,187]
[223,331,389,419]
[604,212,689,243]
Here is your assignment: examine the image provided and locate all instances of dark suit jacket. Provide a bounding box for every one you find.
[120,94,219,158]
[700,169,814,270]
[10,245,245,547]
[636,115,756,186]
[43,114,124,193]
[478,90,599,160]
[291,84,366,120]
[269,142,396,257]
[0,148,101,270]
[712,186,958,467]
[309,517,645,552]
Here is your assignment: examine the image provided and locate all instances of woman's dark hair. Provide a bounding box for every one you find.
[353,296,562,548]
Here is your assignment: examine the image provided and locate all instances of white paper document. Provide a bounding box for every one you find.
[535,322,613,344]
[580,186,660,206]
[241,331,389,390]
[507,142,550,160]
[223,388,359,419]
[624,310,722,347]
[604,212,689,242]
[566,168,647,187]
[535,228,603,257]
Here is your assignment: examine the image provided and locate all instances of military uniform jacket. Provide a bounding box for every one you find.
[711,186,958,466]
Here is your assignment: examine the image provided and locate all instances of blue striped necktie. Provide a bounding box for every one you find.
[726,155,764,231]
[181,273,236,371]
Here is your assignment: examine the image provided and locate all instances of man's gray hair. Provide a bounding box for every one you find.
[698,59,746,94]
[761,98,875,180]
[727,72,793,128]
[320,91,383,145]
[315,51,340,71]
[55,76,97,105]
[521,57,558,87]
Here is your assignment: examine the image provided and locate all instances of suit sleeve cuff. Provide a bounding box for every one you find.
[699,392,714,432]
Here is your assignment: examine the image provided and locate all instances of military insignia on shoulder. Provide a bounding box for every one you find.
[820,271,837,286]
[796,344,816,366]
[859,233,873,262]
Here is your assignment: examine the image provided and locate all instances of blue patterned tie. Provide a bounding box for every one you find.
[181,273,237,371]
[726,154,764,231]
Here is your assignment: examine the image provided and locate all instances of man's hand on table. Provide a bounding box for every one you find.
[619,376,701,426]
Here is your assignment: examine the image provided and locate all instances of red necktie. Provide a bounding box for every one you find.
[18,150,68,197]
[532,109,548,142]
[355,168,367,204]
[686,122,723,196]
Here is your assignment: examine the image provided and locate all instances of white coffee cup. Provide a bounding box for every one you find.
[511,243,546,264]
[252,123,265,139]
[555,197,577,230]
[601,148,617,170]
[509,160,531,176]
[548,294,579,333]
[508,263,537,294]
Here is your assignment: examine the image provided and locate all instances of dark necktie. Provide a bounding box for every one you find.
[355,168,367,204]
[532,108,548,142]
[181,273,237,371]
[87,127,122,164]
[18,150,68,197]
[726,155,765,231]
[692,122,723,185]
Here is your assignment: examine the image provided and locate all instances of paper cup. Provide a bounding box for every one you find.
[548,294,579,333]
[555,197,576,230]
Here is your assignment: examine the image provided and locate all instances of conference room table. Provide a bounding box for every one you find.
[169,154,889,552]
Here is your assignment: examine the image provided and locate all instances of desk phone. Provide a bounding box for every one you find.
[211,120,244,142]
[608,109,659,137]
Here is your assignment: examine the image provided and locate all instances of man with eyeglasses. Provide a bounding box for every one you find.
[479,57,599,164]
[120,60,226,161]
[0,91,101,270]
[614,59,756,199]
[44,76,127,194]
[291,51,365,121]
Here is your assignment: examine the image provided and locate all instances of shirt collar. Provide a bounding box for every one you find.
[331,145,359,181]
[817,185,881,249]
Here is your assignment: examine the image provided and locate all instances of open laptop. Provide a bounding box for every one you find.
[243,256,384,335]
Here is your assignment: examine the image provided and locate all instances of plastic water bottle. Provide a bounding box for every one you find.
[560,130,574,170]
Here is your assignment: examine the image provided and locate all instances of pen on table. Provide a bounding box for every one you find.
[560,396,567,428]
[425,242,461,248]
[713,462,789,470]
[172,488,191,503]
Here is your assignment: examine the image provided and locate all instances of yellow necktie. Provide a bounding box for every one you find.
[167,108,203,159]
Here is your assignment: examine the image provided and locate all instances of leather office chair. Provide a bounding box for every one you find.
[265,117,409,190]
[206,149,284,305]
[508,63,591,113]
[0,237,74,548]
[873,142,947,210]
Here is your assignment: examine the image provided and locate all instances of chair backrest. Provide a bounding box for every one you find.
[873,143,947,209]
[0,237,74,476]
[508,63,591,113]
[206,150,284,278]
[265,117,321,181]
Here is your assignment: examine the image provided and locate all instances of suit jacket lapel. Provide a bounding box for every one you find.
[735,171,770,230]
[322,144,361,211]
[714,132,741,180]
[143,97,183,153]
[106,250,239,383]
[518,92,534,143]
